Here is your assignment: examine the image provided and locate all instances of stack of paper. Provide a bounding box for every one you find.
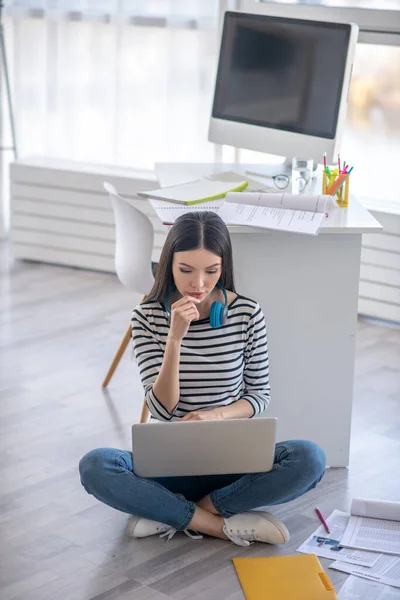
[297,499,400,591]
[330,499,400,589]
[339,498,400,556]
[297,509,380,567]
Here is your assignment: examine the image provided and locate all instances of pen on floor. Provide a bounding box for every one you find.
[315,507,331,534]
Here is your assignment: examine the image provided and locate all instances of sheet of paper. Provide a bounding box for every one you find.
[341,515,400,555]
[226,191,337,213]
[149,199,223,224]
[217,202,325,235]
[331,555,400,589]
[352,499,400,522]
[338,575,400,599]
[297,510,381,567]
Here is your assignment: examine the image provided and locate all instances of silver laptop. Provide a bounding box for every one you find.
[132,417,277,478]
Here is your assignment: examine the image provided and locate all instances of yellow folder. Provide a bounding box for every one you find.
[233,554,338,600]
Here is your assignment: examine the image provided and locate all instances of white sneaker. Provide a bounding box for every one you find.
[223,511,290,547]
[127,516,203,541]
[127,516,170,538]
[127,493,203,541]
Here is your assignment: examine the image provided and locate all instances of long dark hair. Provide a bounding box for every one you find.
[144,211,236,303]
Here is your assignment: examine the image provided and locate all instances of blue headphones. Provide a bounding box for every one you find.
[164,281,228,329]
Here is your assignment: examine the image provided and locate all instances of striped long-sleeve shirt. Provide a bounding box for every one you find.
[131,295,270,421]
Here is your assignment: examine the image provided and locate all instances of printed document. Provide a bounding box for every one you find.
[341,499,400,556]
[217,192,337,235]
[338,575,400,599]
[297,510,380,567]
[331,554,400,589]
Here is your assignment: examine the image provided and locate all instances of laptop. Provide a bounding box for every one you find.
[132,417,277,478]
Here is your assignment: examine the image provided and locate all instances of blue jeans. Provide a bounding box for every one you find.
[79,440,326,531]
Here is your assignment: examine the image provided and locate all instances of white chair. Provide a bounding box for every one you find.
[102,182,154,423]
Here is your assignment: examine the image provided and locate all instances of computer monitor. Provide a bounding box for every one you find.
[208,11,358,167]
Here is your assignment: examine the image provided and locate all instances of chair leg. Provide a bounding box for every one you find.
[102,324,132,388]
[140,401,150,424]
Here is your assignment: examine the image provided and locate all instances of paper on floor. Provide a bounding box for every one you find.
[297,509,381,567]
[338,575,400,599]
[331,554,400,589]
[340,499,400,556]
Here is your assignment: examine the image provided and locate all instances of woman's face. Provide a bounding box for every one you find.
[172,248,222,303]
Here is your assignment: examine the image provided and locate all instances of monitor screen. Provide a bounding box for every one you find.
[212,12,351,140]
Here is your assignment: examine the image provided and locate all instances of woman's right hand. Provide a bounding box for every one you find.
[168,296,201,341]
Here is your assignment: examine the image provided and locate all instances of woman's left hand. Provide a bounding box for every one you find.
[180,409,224,421]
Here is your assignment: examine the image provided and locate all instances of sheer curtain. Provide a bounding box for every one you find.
[4,1,223,170]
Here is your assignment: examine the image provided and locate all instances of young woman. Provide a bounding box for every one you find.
[79,212,326,547]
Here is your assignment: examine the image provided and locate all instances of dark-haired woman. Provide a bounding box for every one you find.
[79,212,326,547]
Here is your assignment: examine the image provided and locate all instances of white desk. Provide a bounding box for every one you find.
[156,163,382,467]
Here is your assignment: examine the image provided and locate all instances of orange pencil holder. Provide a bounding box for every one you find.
[322,171,350,207]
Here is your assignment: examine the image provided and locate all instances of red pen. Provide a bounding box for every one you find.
[315,506,331,534]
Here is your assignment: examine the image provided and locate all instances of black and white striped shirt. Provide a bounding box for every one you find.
[131,295,270,421]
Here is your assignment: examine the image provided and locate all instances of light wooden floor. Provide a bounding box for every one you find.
[1,240,399,600]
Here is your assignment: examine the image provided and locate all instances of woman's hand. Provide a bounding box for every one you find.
[168,296,201,342]
[180,409,224,421]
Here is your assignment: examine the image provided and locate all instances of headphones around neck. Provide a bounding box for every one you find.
[164,281,228,329]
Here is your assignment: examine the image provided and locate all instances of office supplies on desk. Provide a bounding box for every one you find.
[340,498,400,556]
[232,554,338,600]
[218,192,338,235]
[322,156,353,206]
[138,178,248,205]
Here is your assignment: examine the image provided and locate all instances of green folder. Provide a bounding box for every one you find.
[138,178,248,205]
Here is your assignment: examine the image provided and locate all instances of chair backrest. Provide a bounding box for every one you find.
[104,182,155,293]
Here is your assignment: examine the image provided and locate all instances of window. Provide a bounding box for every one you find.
[3,1,224,170]
[262,1,400,7]
[239,1,400,207]
[343,44,400,207]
